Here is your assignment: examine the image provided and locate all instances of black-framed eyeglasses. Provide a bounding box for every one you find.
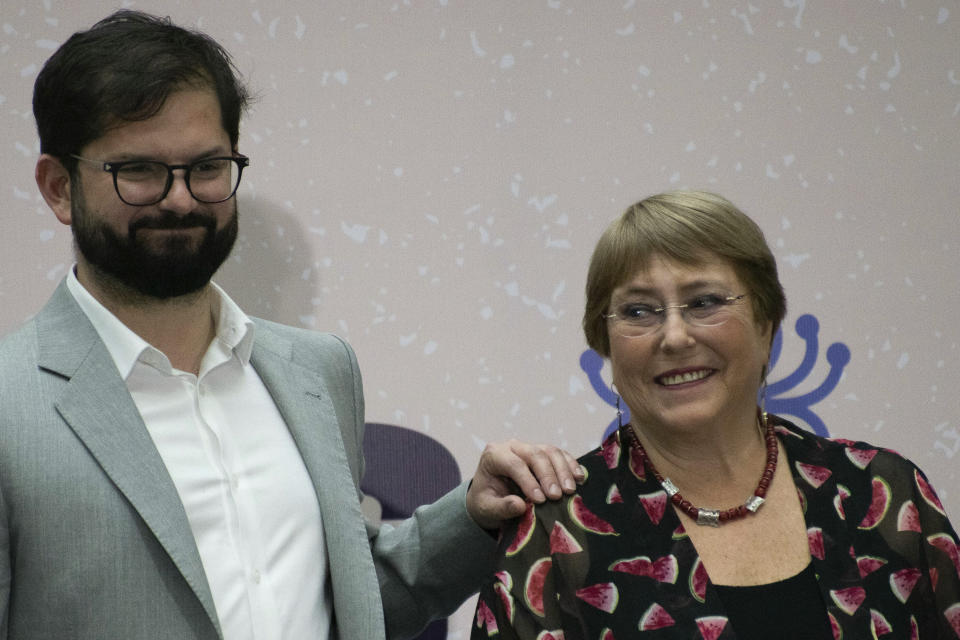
[71,154,250,206]
[605,293,748,338]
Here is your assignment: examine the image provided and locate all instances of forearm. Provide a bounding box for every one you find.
[372,481,497,639]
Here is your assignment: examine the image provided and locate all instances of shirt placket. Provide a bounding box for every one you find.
[195,365,282,640]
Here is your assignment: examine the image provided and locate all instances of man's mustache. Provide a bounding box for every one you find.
[129,212,217,234]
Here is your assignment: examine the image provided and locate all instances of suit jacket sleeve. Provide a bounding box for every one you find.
[333,337,497,638]
[274,325,497,639]
[0,468,10,638]
[371,481,498,639]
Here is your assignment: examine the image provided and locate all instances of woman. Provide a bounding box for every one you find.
[472,191,960,639]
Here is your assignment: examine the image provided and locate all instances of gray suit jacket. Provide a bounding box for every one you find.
[0,281,495,639]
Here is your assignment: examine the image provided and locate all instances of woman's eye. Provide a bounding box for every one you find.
[689,294,725,310]
[622,304,656,318]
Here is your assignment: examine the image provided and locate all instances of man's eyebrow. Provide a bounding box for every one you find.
[188,147,233,162]
[102,146,231,163]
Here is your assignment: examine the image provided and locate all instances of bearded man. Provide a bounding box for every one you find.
[0,11,581,640]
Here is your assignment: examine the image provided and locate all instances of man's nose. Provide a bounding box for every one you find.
[158,170,197,212]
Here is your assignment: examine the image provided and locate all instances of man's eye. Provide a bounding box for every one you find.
[192,159,228,174]
[119,163,158,175]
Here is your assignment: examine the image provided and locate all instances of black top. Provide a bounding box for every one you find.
[474,417,960,640]
[714,562,833,639]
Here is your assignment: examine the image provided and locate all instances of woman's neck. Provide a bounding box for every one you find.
[630,409,768,504]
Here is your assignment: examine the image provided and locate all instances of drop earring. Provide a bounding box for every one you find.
[759,364,769,432]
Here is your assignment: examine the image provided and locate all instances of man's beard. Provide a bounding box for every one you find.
[70,184,238,300]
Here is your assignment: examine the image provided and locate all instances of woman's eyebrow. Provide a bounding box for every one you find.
[678,279,732,292]
[614,279,731,298]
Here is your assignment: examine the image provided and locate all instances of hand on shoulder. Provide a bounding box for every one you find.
[465,439,584,530]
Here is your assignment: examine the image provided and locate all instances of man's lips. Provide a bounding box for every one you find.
[656,369,713,386]
[137,225,204,232]
[131,213,216,233]
[135,222,209,231]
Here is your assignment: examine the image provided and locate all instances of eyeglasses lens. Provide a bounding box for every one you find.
[115,158,242,205]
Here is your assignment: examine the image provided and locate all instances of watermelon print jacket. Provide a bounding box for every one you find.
[472,416,960,639]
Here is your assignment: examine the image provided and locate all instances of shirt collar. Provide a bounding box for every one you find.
[211,280,256,365]
[66,267,255,379]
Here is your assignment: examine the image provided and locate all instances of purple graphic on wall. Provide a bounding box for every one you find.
[581,313,851,440]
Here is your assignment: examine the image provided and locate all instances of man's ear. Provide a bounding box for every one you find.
[36,154,74,226]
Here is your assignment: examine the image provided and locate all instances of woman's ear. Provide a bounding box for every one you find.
[763,320,776,353]
[36,154,74,225]
[759,320,776,378]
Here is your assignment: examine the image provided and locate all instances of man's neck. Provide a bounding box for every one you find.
[76,262,218,375]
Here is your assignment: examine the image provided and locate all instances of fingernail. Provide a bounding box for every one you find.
[533,488,546,502]
[564,479,576,492]
[549,484,561,498]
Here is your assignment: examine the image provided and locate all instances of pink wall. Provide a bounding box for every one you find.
[2,2,958,632]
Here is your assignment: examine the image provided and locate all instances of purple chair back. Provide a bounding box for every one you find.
[360,423,463,639]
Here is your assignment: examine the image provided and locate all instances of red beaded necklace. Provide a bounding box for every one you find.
[625,411,778,527]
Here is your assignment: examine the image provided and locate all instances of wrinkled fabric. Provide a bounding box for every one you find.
[473,415,960,639]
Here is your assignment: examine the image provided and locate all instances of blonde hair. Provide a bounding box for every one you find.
[583,191,786,356]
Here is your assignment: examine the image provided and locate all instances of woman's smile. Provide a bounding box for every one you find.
[656,368,714,387]
[608,255,772,434]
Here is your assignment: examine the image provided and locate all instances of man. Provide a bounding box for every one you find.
[0,11,581,640]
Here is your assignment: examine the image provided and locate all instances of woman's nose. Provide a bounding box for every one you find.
[659,307,695,349]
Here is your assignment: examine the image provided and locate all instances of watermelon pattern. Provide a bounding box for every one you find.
[473,416,960,639]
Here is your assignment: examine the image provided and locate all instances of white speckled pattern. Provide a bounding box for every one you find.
[1,3,957,633]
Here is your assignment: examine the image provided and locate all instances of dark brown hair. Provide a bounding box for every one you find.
[34,10,251,173]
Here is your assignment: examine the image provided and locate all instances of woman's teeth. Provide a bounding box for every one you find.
[659,370,710,386]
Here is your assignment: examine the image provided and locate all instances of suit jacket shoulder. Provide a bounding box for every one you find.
[249,318,366,486]
[0,281,223,639]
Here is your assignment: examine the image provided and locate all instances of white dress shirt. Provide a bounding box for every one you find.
[67,270,331,640]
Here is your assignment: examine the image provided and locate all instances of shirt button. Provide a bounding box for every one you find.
[252,570,262,584]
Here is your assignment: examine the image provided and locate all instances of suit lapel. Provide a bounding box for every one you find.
[36,282,222,636]
[35,282,384,639]
[251,324,385,640]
